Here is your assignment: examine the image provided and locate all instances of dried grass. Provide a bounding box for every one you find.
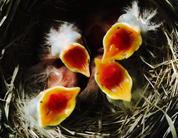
[0,0,178,137]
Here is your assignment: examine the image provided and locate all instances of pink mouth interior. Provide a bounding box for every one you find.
[45,93,69,113]
[100,63,124,89]
[107,28,135,56]
[63,46,87,69]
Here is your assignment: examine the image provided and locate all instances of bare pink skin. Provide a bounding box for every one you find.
[30,54,78,88]
[47,66,78,88]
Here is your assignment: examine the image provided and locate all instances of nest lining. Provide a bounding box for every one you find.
[0,0,178,138]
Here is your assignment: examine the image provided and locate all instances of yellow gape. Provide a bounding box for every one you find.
[95,58,132,101]
[46,23,90,77]
[60,43,90,77]
[103,23,142,61]
[38,86,80,127]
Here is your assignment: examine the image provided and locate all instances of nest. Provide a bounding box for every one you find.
[0,0,178,137]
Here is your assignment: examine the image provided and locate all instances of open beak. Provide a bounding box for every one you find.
[60,43,90,77]
[102,23,142,61]
[38,86,80,127]
[94,58,132,101]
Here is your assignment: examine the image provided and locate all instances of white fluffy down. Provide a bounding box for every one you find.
[46,23,81,56]
[118,1,161,32]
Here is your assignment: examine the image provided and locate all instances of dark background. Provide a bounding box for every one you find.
[0,0,178,137]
